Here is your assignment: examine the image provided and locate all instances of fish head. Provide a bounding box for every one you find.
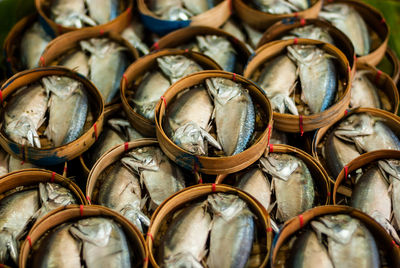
[378,159,400,181]
[260,154,299,181]
[172,121,213,155]
[122,147,161,173]
[42,76,80,98]
[161,5,193,20]
[70,218,113,247]
[311,214,359,244]
[157,55,203,84]
[287,45,323,65]
[164,252,204,268]
[334,114,374,140]
[207,193,248,221]
[205,78,242,106]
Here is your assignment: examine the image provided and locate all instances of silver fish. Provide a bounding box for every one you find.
[255,0,299,14]
[165,87,220,155]
[288,230,333,268]
[51,0,96,28]
[161,202,211,266]
[43,76,88,147]
[4,84,48,148]
[98,162,149,233]
[85,0,119,25]
[80,38,129,104]
[222,19,246,44]
[133,70,170,122]
[243,23,263,49]
[282,25,334,44]
[287,0,309,11]
[288,45,337,114]
[153,0,193,21]
[31,224,81,268]
[121,21,150,55]
[236,167,271,210]
[182,0,211,15]
[122,146,185,207]
[197,35,237,72]
[206,77,255,156]
[350,71,381,109]
[157,55,203,84]
[20,22,52,69]
[319,4,370,56]
[70,217,131,268]
[257,55,298,115]
[207,193,254,268]
[59,50,90,77]
[311,214,380,268]
[261,153,314,221]
[0,190,39,264]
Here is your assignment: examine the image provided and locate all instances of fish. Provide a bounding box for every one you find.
[311,214,380,268]
[51,0,96,28]
[80,38,129,104]
[157,55,203,84]
[182,0,212,15]
[20,22,52,69]
[235,167,271,210]
[152,0,194,21]
[0,189,39,264]
[288,45,337,114]
[31,224,81,268]
[121,21,150,55]
[334,114,400,153]
[350,165,400,243]
[35,183,77,220]
[122,146,185,208]
[282,25,334,44]
[255,0,300,14]
[243,23,263,49]
[164,87,220,155]
[287,0,310,11]
[221,19,246,44]
[85,0,119,25]
[197,35,237,72]
[161,202,211,266]
[350,71,381,109]
[43,76,88,147]
[319,4,370,56]
[97,162,149,233]
[207,193,254,268]
[4,84,48,148]
[324,131,361,178]
[287,230,333,268]
[132,71,171,122]
[59,50,90,77]
[270,129,288,144]
[257,55,298,115]
[70,217,131,268]
[260,153,314,221]
[206,77,255,156]
[0,149,9,177]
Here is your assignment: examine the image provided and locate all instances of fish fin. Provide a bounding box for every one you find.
[200,128,222,151]
[27,129,41,148]
[270,218,280,233]
[275,206,284,222]
[284,95,299,115]
[268,200,276,213]
[0,230,16,264]
[140,195,148,209]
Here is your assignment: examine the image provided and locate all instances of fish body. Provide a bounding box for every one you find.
[59,50,90,76]
[121,22,149,55]
[288,0,310,11]
[85,0,119,25]
[43,76,88,147]
[288,230,333,268]
[257,55,298,115]
[20,22,52,69]
[183,0,211,15]
[288,45,337,114]
[51,0,96,28]
[197,35,236,72]
[311,214,380,268]
[0,190,39,264]
[350,71,381,109]
[207,194,254,268]
[243,23,263,48]
[157,55,203,84]
[206,78,255,156]
[133,70,170,122]
[261,153,314,221]
[4,84,48,148]
[282,25,334,44]
[31,224,81,268]
[222,20,246,44]
[81,38,129,104]
[319,4,370,56]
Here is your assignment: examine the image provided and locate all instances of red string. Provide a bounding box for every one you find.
[86,195,91,203]
[381,18,386,24]
[375,70,382,83]
[153,42,159,50]
[126,7,132,13]
[160,96,167,107]
[143,257,149,262]
[300,18,306,26]
[299,115,304,136]
[294,12,298,18]
[20,161,24,165]
[51,172,55,183]
[269,144,274,153]
[344,109,348,116]
[99,29,105,35]
[80,205,84,216]
[40,56,45,67]
[122,73,128,85]
[327,192,331,197]
[267,125,272,146]
[293,37,299,45]
[184,48,189,53]
[147,232,154,241]
[232,73,237,81]
[124,142,129,152]
[266,227,273,233]
[344,166,349,180]
[299,214,304,228]
[212,183,216,192]
[27,236,32,248]
[0,90,3,105]
[392,240,399,248]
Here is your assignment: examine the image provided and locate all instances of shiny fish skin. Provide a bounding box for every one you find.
[161,202,211,266]
[122,146,185,207]
[157,55,203,84]
[236,167,271,210]
[350,71,381,109]
[43,76,88,147]
[4,84,48,148]
[287,0,310,11]
[20,22,52,69]
[152,0,193,20]
[319,4,370,56]
[98,162,149,233]
[133,70,170,122]
[197,35,237,72]
[85,0,119,25]
[207,194,254,268]
[288,45,337,114]
[255,0,300,14]
[0,190,39,264]
[31,224,81,268]
[288,230,333,268]
[121,22,149,55]
[59,50,90,77]
[311,214,380,268]
[257,55,298,115]
[282,25,334,44]
[70,217,131,268]
[261,153,314,221]
[81,38,128,104]
[206,78,255,156]
[51,0,96,28]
